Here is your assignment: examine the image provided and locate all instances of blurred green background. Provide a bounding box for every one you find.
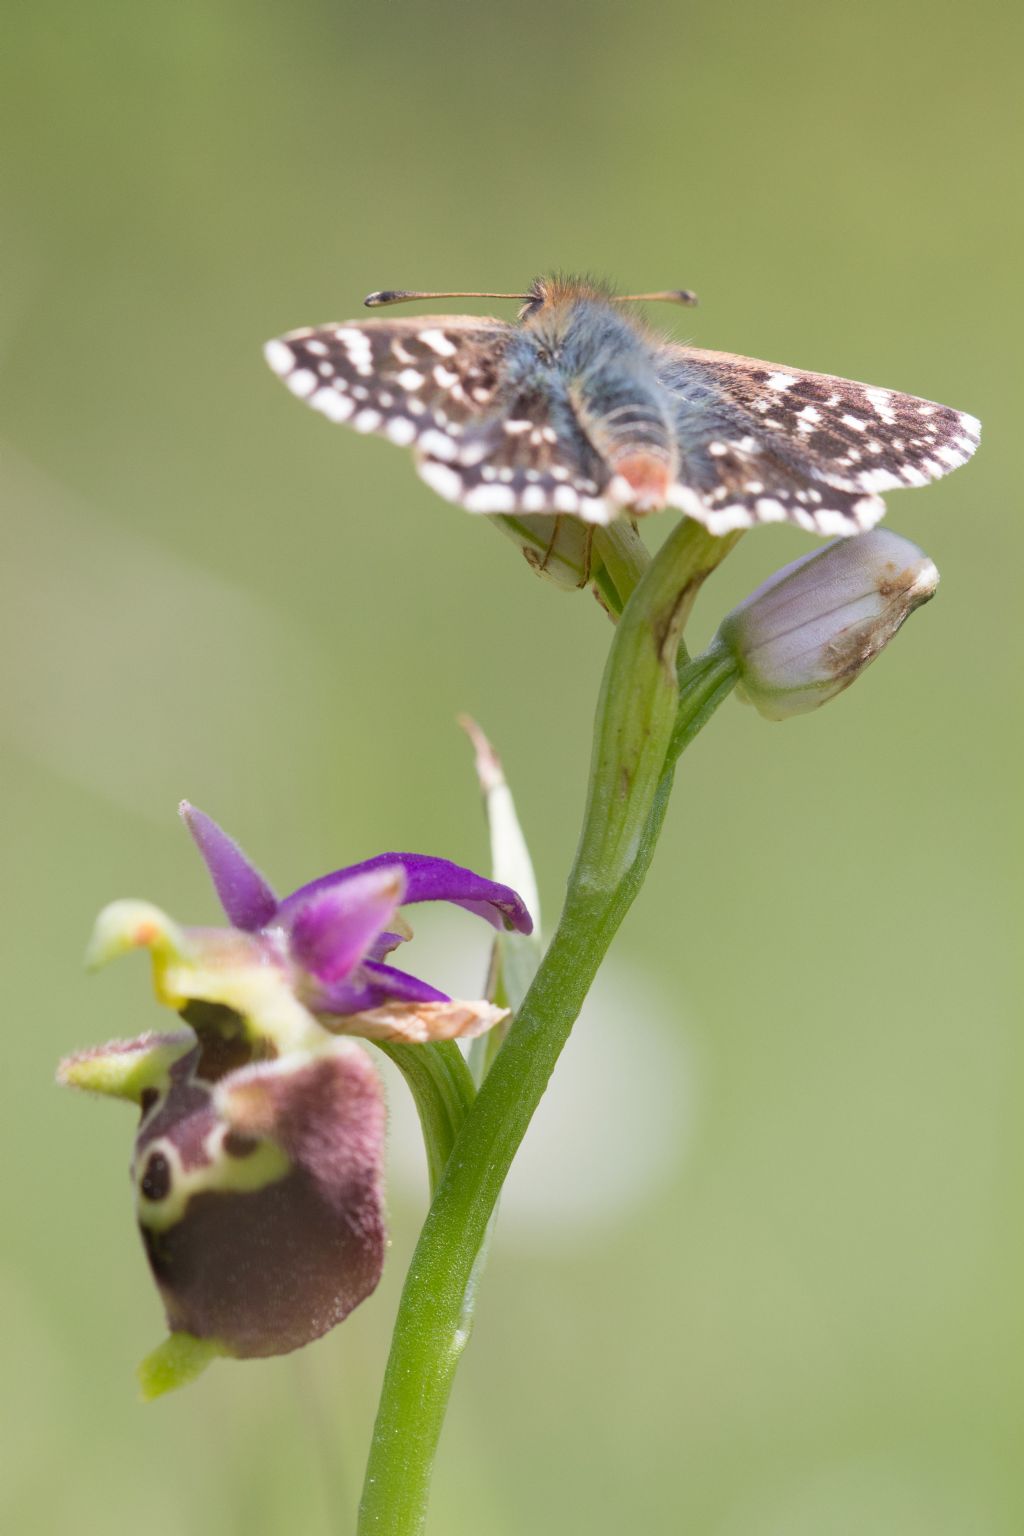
[3,1,1020,1531]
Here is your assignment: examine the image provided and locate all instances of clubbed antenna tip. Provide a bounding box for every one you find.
[364,289,529,309]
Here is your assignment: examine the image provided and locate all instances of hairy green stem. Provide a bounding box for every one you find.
[357,522,739,1536]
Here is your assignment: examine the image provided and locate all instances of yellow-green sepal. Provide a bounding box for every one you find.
[137,1332,229,1401]
[57,1032,193,1103]
[86,900,192,989]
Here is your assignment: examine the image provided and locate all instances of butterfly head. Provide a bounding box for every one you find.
[519,274,698,323]
[516,273,614,320]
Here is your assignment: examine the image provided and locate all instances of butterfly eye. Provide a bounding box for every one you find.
[517,297,547,321]
[515,276,551,320]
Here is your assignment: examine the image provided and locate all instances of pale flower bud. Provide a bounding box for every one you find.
[491,513,595,588]
[714,530,939,720]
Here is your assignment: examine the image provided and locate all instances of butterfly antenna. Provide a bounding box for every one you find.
[364,289,531,308]
[614,289,699,307]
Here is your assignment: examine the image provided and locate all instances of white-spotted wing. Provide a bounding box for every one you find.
[266,314,980,535]
[657,345,981,536]
[264,318,618,524]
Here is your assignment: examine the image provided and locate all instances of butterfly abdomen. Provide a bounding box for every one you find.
[552,301,677,511]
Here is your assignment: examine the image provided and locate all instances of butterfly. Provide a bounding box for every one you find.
[263,275,980,537]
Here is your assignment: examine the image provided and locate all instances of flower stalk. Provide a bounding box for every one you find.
[376,1041,476,1194]
[356,519,741,1535]
[356,526,941,1497]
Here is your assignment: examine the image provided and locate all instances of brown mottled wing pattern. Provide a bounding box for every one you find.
[264,315,510,445]
[264,318,616,524]
[416,404,613,523]
[656,344,982,535]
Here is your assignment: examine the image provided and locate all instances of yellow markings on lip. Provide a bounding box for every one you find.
[85,899,331,1056]
[135,1124,291,1231]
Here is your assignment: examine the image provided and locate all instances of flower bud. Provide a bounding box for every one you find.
[714,530,939,720]
[491,513,594,588]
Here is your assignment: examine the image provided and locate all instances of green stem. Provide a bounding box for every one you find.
[670,643,739,764]
[592,521,650,612]
[375,1041,477,1194]
[357,522,739,1536]
[591,556,626,617]
[571,522,733,895]
[357,896,629,1535]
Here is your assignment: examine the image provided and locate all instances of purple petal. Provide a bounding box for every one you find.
[367,930,407,961]
[287,867,406,984]
[180,803,279,932]
[311,979,380,1016]
[362,961,450,1004]
[279,854,533,935]
[312,962,450,1017]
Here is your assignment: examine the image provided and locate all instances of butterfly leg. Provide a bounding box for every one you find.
[528,516,595,590]
[578,525,595,588]
[535,515,563,575]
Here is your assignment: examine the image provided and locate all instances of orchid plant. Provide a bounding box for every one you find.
[62,326,962,1532]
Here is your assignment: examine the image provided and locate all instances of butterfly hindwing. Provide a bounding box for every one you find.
[665,424,888,536]
[657,344,982,535]
[417,390,615,523]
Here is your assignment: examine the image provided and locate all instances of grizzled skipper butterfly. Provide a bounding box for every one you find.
[264,275,979,536]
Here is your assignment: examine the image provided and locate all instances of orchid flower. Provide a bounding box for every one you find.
[59,805,532,1380]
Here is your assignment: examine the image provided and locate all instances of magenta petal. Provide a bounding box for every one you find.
[367,930,407,961]
[179,803,279,932]
[313,961,450,1016]
[280,854,533,935]
[362,961,450,1004]
[287,866,407,985]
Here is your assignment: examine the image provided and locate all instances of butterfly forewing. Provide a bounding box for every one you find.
[265,316,512,448]
[265,317,618,523]
[657,344,981,535]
